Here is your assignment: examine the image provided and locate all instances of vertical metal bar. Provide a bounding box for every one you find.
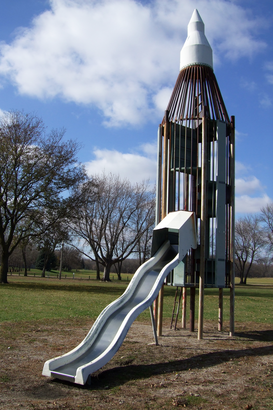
[155,126,162,225]
[154,125,163,332]
[167,71,181,119]
[178,124,181,209]
[199,66,205,113]
[198,117,207,340]
[149,305,159,345]
[184,174,189,210]
[157,286,164,337]
[179,69,189,122]
[184,122,188,209]
[161,111,169,219]
[218,288,223,331]
[173,123,176,210]
[153,296,158,332]
[226,130,230,287]
[174,287,183,330]
[182,287,187,329]
[169,123,175,212]
[157,110,169,337]
[190,287,195,332]
[229,115,235,337]
[170,287,178,329]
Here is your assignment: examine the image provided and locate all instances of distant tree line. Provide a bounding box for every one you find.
[3,241,144,276]
[0,111,155,283]
[235,203,273,284]
[0,110,272,285]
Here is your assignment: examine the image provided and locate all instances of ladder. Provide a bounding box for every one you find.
[170,287,183,330]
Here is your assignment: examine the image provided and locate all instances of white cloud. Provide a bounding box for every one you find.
[265,61,273,84]
[85,146,157,184]
[139,141,157,158]
[235,176,264,196]
[240,77,273,108]
[259,94,272,107]
[235,160,249,174]
[0,108,7,119]
[153,87,173,113]
[0,0,268,127]
[236,194,271,214]
[240,79,258,92]
[235,161,272,214]
[235,131,248,144]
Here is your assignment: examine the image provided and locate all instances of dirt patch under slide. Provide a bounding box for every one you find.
[0,318,272,409]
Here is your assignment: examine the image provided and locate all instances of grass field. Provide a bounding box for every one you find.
[1,271,273,325]
[1,272,273,410]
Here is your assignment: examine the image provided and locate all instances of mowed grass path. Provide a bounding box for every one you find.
[1,273,273,325]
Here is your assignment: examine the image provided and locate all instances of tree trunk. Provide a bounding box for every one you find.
[117,262,122,280]
[1,251,9,284]
[239,262,246,284]
[244,260,253,285]
[103,264,112,281]
[58,242,63,280]
[95,258,100,281]
[41,255,49,278]
[22,248,28,277]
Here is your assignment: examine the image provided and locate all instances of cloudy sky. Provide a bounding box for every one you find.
[0,0,272,215]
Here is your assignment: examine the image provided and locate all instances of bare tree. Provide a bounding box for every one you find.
[260,202,273,254]
[71,174,155,281]
[58,245,83,272]
[235,215,267,284]
[35,217,69,277]
[20,237,36,276]
[0,111,85,283]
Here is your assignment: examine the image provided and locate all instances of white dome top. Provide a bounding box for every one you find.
[180,9,213,70]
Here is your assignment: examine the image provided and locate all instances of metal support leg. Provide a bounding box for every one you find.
[149,305,159,346]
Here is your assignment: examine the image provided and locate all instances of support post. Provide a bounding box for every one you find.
[153,296,158,331]
[161,111,169,219]
[149,305,159,345]
[182,287,187,329]
[157,111,169,337]
[190,287,195,332]
[157,286,164,336]
[198,117,207,340]
[155,126,162,226]
[218,288,223,331]
[229,115,235,336]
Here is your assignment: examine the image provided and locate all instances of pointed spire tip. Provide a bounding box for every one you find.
[180,9,213,71]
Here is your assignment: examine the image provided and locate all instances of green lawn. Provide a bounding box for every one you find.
[1,274,272,325]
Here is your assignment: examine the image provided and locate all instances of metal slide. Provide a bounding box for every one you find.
[42,211,197,385]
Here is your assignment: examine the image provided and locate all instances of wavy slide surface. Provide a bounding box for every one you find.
[42,211,196,385]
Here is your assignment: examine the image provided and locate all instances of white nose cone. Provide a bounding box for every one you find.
[180,9,213,70]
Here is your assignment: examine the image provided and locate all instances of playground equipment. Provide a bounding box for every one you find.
[43,211,197,385]
[154,9,235,338]
[43,8,235,386]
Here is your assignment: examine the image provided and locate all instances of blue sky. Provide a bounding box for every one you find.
[0,0,272,215]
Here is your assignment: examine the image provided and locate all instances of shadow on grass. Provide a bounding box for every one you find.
[90,344,273,389]
[3,281,126,295]
[235,329,273,342]
[233,287,273,298]
[51,342,273,391]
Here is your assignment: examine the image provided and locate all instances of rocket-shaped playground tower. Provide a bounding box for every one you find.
[155,9,235,339]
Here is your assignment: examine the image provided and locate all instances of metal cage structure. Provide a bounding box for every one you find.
[157,65,235,289]
[155,10,235,339]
